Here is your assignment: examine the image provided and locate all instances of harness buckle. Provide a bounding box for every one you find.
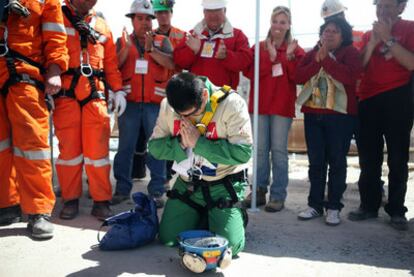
[0,27,9,57]
[188,165,203,182]
[79,50,93,77]
[0,42,8,57]
[80,63,93,77]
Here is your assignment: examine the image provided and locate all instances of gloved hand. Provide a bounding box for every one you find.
[113,90,127,116]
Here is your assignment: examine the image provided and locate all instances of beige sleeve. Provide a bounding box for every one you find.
[223,94,253,145]
[150,98,172,140]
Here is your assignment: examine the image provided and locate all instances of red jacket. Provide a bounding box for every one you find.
[173,21,252,89]
[245,41,305,117]
[295,45,362,116]
[358,19,414,101]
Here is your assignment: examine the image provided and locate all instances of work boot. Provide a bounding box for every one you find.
[264,199,284,213]
[59,199,79,220]
[110,193,129,205]
[0,205,22,226]
[91,201,113,221]
[27,214,54,240]
[390,216,408,231]
[348,208,378,221]
[243,188,267,207]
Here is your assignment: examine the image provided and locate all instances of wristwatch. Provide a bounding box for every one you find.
[384,37,396,48]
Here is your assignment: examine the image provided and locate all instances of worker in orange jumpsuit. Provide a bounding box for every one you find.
[53,0,126,220]
[0,0,68,239]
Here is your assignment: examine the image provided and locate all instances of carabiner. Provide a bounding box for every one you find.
[0,26,9,57]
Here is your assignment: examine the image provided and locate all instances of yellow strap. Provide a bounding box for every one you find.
[193,85,232,135]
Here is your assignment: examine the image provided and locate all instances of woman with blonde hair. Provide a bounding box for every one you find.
[244,6,305,212]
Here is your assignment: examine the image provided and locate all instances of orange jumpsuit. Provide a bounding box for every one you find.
[0,0,69,214]
[53,2,123,202]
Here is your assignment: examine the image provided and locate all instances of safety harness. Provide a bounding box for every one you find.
[54,6,106,107]
[0,1,46,99]
[167,85,248,226]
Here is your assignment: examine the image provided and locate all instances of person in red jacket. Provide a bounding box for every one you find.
[243,6,305,212]
[295,17,362,226]
[348,0,414,231]
[173,0,252,89]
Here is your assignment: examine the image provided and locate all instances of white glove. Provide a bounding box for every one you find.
[114,90,127,116]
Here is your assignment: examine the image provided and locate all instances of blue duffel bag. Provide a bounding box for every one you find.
[98,192,159,250]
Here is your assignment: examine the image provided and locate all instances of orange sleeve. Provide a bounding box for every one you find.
[42,0,69,71]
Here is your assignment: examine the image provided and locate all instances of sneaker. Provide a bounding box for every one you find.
[110,193,129,205]
[390,216,408,231]
[27,214,54,239]
[264,199,284,213]
[325,209,341,226]
[0,205,22,226]
[298,207,322,220]
[59,199,79,220]
[348,208,378,221]
[242,188,267,207]
[153,195,165,209]
[91,201,114,221]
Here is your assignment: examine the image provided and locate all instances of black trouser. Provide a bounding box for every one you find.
[358,83,413,216]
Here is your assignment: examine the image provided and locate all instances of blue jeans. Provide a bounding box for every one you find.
[253,114,292,201]
[304,113,356,212]
[113,102,166,196]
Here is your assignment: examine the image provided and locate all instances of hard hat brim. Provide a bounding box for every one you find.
[125,13,156,19]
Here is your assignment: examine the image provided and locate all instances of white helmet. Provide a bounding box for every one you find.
[201,0,228,10]
[126,0,155,18]
[320,0,347,19]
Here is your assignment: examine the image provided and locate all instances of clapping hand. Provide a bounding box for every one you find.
[186,33,201,54]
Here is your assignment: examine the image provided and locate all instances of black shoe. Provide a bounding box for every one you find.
[0,205,22,226]
[348,208,378,221]
[59,199,79,220]
[27,214,54,239]
[91,201,114,221]
[390,216,408,231]
[110,193,129,205]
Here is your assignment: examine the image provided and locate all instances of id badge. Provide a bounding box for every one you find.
[272,63,283,77]
[135,59,148,74]
[200,41,216,58]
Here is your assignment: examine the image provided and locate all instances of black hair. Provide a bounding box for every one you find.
[319,17,353,47]
[166,72,205,113]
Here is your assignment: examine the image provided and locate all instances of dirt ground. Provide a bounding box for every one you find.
[0,154,413,277]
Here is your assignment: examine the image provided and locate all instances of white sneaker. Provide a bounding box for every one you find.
[298,207,322,220]
[325,209,341,226]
